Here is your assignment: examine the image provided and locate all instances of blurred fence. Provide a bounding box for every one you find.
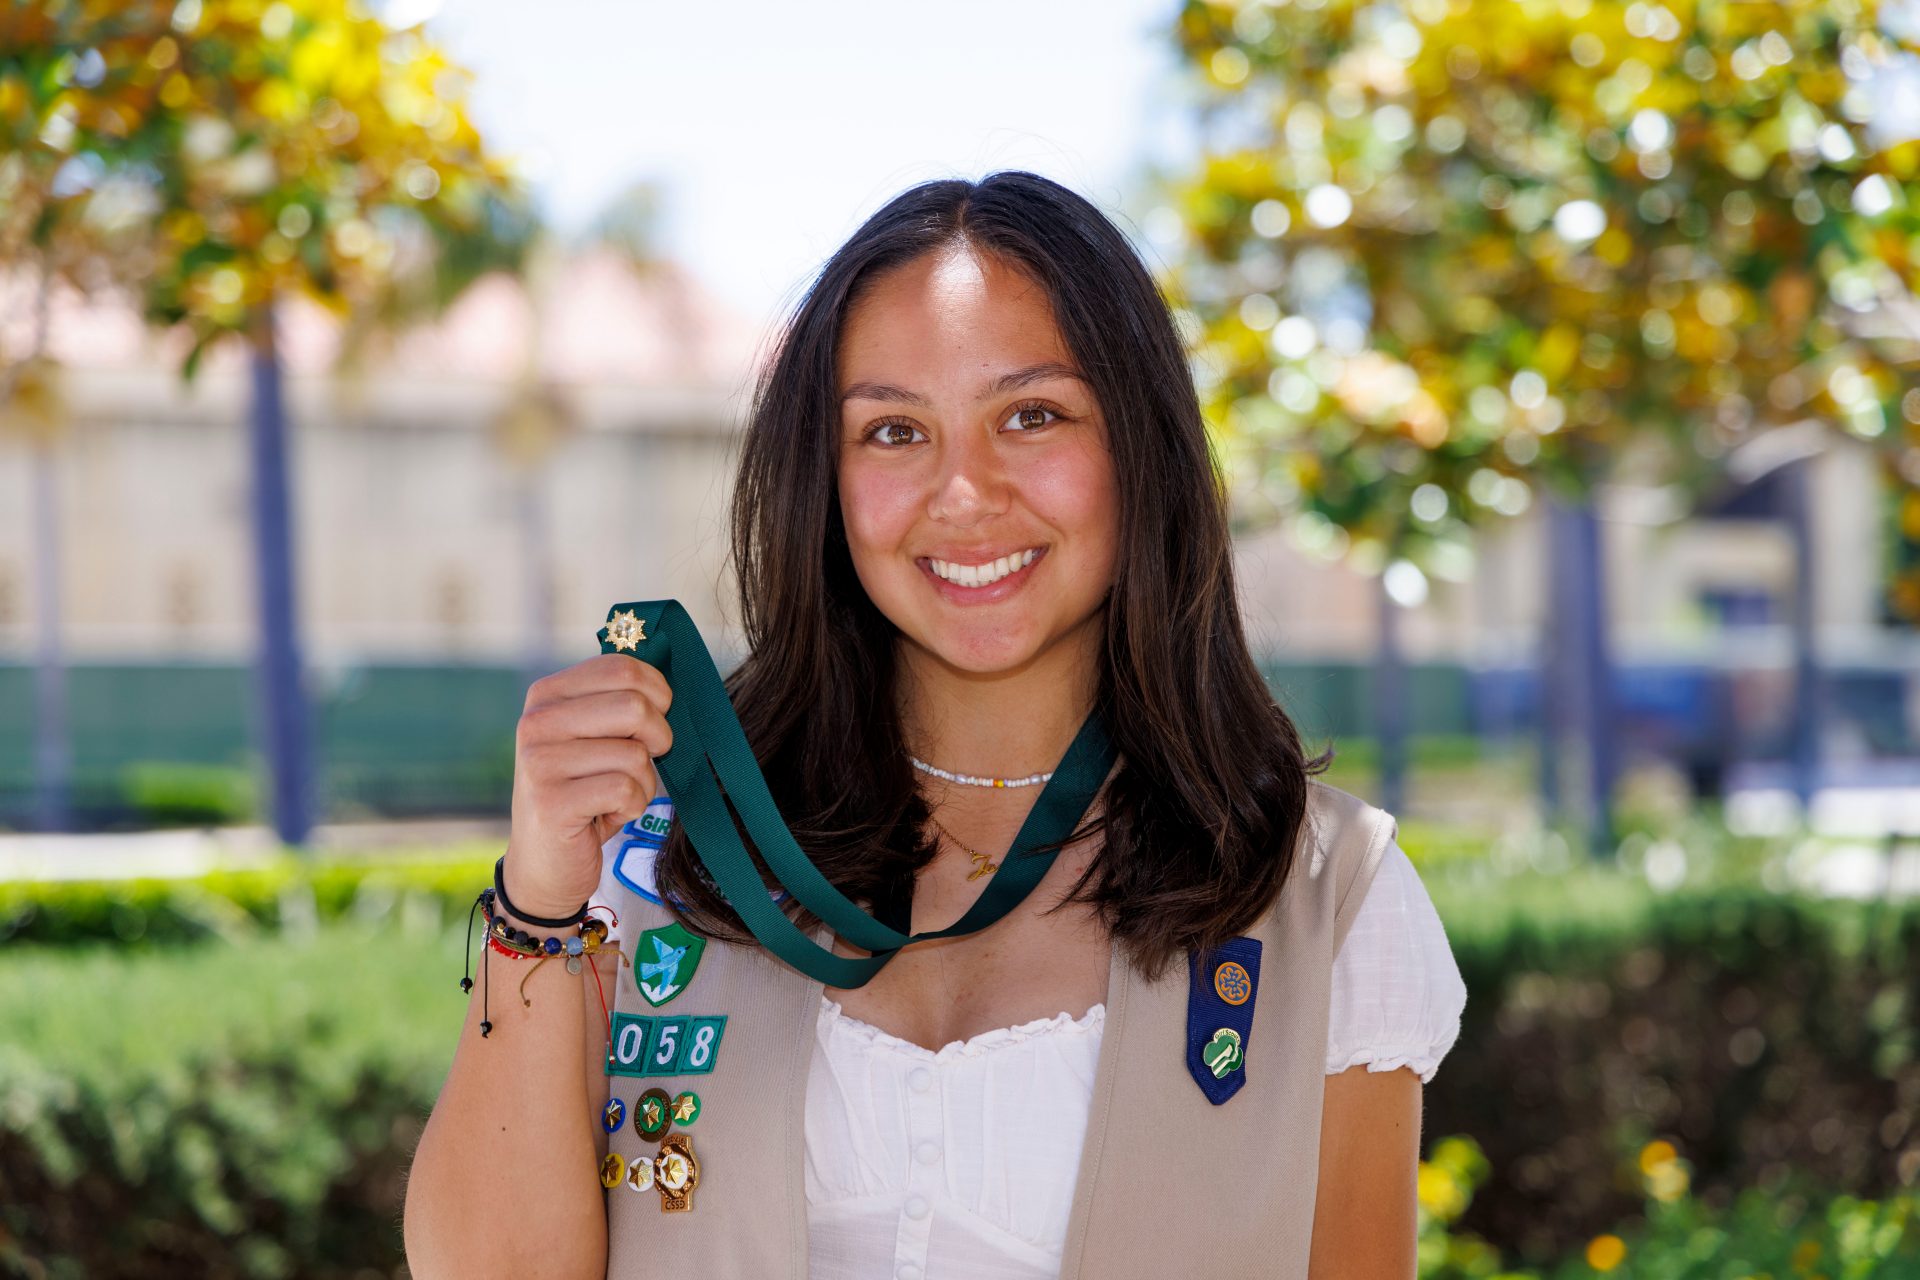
[0,662,522,829]
[8,651,1920,831]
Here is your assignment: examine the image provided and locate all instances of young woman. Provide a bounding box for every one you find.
[404,170,1465,1279]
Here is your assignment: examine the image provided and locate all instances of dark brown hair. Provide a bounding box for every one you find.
[651,169,1333,979]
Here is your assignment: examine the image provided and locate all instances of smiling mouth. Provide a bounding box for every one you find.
[920,547,1044,589]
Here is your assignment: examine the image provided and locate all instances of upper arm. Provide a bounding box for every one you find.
[1309,1064,1422,1280]
[1310,839,1461,1277]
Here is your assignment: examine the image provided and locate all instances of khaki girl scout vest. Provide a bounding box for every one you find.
[596,776,1397,1279]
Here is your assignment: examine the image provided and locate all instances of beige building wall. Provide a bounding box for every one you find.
[0,257,1898,675]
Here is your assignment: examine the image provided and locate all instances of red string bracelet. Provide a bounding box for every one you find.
[463,888,627,1039]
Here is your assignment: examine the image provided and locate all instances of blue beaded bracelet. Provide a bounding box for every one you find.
[480,886,603,958]
[461,886,618,1039]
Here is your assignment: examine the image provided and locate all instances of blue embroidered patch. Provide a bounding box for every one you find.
[611,795,787,909]
[1186,936,1263,1104]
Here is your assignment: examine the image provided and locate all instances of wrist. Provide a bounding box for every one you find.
[497,854,590,926]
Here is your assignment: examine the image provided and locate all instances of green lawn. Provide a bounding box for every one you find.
[0,921,468,1095]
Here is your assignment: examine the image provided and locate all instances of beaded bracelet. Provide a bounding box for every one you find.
[481,886,605,960]
[460,881,621,1039]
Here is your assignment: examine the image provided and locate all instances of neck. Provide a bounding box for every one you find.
[894,615,1104,780]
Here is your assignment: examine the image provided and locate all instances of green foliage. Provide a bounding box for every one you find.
[1415,1134,1920,1278]
[1425,866,1920,1267]
[115,761,259,827]
[1313,732,1515,774]
[0,848,496,946]
[0,922,465,1278]
[1160,0,1920,616]
[0,0,536,360]
[2,855,1917,1273]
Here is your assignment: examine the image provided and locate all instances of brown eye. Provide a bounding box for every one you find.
[1003,401,1066,432]
[866,420,925,446]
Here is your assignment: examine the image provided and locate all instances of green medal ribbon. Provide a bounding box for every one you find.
[597,600,1117,988]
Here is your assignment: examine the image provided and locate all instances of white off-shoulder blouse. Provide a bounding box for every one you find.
[593,821,1467,1280]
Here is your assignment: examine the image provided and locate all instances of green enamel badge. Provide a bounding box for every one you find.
[635,1087,673,1139]
[1202,1027,1243,1079]
[634,922,706,1006]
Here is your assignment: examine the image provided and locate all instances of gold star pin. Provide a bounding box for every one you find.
[602,609,647,652]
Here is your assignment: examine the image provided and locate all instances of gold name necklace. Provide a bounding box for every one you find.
[927,813,1001,880]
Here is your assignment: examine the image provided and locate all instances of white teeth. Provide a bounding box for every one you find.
[928,548,1039,588]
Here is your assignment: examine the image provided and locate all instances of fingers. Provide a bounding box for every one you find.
[518,738,665,791]
[524,653,672,718]
[518,691,674,758]
[515,758,660,836]
[564,769,661,830]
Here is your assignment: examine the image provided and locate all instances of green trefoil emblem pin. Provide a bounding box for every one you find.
[635,922,706,1007]
[1202,1027,1243,1079]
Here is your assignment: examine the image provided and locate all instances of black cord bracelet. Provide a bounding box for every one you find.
[493,854,589,930]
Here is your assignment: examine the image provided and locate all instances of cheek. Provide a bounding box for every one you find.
[1029,440,1120,563]
[836,461,921,559]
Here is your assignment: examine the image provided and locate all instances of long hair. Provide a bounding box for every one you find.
[650,169,1334,980]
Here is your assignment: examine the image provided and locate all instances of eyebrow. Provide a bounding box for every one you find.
[838,361,1087,408]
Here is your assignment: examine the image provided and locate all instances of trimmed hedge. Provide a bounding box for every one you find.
[0,849,497,948]
[0,923,460,1279]
[1417,1134,1920,1277]
[1,855,1917,1274]
[1428,869,1920,1268]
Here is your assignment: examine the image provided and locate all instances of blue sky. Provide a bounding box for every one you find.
[417,0,1193,324]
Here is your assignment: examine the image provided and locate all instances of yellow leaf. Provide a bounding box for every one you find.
[1585,1234,1627,1272]
[1535,323,1580,381]
[1595,227,1633,266]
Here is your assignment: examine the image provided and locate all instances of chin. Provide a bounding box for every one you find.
[908,627,1028,673]
[936,640,1041,676]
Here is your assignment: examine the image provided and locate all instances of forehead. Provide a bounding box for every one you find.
[836,246,1072,382]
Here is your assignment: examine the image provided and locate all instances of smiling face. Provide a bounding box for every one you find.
[835,244,1120,682]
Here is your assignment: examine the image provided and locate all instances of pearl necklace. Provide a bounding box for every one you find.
[909,757,1055,788]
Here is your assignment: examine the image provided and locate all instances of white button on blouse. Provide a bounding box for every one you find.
[593,825,1466,1280]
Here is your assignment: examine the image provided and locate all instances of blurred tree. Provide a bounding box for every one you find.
[589,177,667,271]
[0,349,74,833]
[1161,0,1920,847]
[588,176,704,368]
[0,0,534,843]
[489,371,574,691]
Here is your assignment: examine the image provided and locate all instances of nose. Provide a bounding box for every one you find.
[926,424,1011,526]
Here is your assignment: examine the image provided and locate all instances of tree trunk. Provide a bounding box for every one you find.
[1570,497,1618,859]
[1538,501,1568,826]
[1784,457,1820,814]
[1542,492,1617,857]
[1375,566,1407,818]
[29,434,71,831]
[24,262,71,832]
[517,465,557,691]
[247,303,315,848]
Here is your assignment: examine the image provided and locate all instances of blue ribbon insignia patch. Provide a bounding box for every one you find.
[1186,936,1263,1104]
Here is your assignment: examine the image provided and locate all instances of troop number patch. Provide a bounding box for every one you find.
[605,1011,728,1078]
